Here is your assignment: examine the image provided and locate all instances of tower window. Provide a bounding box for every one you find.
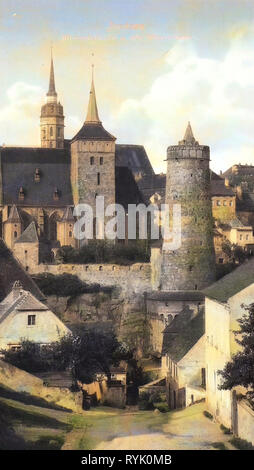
[42,129,46,140]
[189,266,193,272]
[100,157,103,165]
[90,156,94,165]
[50,127,53,136]
[97,173,100,185]
[69,231,72,237]
[57,127,60,137]
[28,314,36,326]
[14,231,17,238]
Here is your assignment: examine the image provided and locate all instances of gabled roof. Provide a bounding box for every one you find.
[162,306,204,362]
[203,256,254,302]
[15,221,38,244]
[0,239,44,301]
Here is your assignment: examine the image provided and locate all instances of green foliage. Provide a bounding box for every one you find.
[203,410,213,420]
[120,310,152,357]
[220,424,231,435]
[221,239,252,264]
[229,437,254,450]
[1,327,131,385]
[211,442,227,450]
[55,240,150,265]
[218,303,254,408]
[32,273,101,297]
[215,263,236,280]
[138,392,154,410]
[153,402,170,413]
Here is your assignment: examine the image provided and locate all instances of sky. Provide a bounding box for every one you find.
[1,0,254,173]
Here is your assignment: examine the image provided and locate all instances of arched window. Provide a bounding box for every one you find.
[100,157,103,165]
[69,231,72,237]
[97,173,100,185]
[14,231,17,238]
[50,127,53,136]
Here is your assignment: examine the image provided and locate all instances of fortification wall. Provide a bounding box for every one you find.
[30,262,151,297]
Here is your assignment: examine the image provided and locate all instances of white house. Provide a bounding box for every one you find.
[161,305,206,409]
[204,257,254,444]
[0,281,70,350]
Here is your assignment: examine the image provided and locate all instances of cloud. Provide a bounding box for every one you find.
[108,37,254,174]
[0,82,43,146]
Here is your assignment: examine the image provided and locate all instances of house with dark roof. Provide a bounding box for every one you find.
[0,281,70,350]
[161,306,206,409]
[204,257,254,433]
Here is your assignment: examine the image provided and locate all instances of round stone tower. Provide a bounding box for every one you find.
[161,122,215,291]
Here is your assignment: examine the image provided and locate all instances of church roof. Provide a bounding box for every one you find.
[0,239,45,301]
[85,76,100,123]
[15,221,38,244]
[179,122,199,146]
[0,147,73,207]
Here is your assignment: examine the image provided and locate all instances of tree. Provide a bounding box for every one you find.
[219,303,254,408]
[1,326,131,385]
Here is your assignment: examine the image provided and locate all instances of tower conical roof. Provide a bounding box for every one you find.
[61,207,75,222]
[47,56,57,97]
[179,122,198,145]
[7,205,21,223]
[15,222,39,244]
[85,75,100,123]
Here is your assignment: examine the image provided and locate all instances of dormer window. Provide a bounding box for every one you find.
[19,187,25,201]
[53,188,60,201]
[34,168,41,183]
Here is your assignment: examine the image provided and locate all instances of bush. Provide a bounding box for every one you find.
[229,437,254,450]
[220,424,231,435]
[211,442,227,450]
[203,410,213,420]
[153,402,170,413]
[32,273,100,297]
[55,240,150,266]
[138,392,154,411]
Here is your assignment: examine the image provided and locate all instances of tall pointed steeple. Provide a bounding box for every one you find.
[47,48,57,100]
[85,66,100,124]
[179,121,198,145]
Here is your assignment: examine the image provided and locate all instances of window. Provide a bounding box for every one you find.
[42,128,46,140]
[57,127,60,137]
[69,231,72,237]
[246,234,249,240]
[14,231,17,238]
[90,156,94,165]
[229,200,233,206]
[50,127,53,136]
[219,258,224,264]
[223,200,227,206]
[216,200,221,206]
[28,315,36,326]
[97,173,100,185]
[100,157,103,165]
[189,265,193,272]
[240,234,242,240]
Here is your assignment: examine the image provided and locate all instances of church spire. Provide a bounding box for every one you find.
[47,49,57,99]
[85,65,101,124]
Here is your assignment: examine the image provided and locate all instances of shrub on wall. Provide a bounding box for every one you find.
[55,240,150,265]
[32,273,101,297]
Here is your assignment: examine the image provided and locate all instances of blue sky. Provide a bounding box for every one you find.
[1,0,254,173]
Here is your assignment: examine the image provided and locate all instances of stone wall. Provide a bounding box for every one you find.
[237,400,254,445]
[30,262,151,298]
[0,359,82,412]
